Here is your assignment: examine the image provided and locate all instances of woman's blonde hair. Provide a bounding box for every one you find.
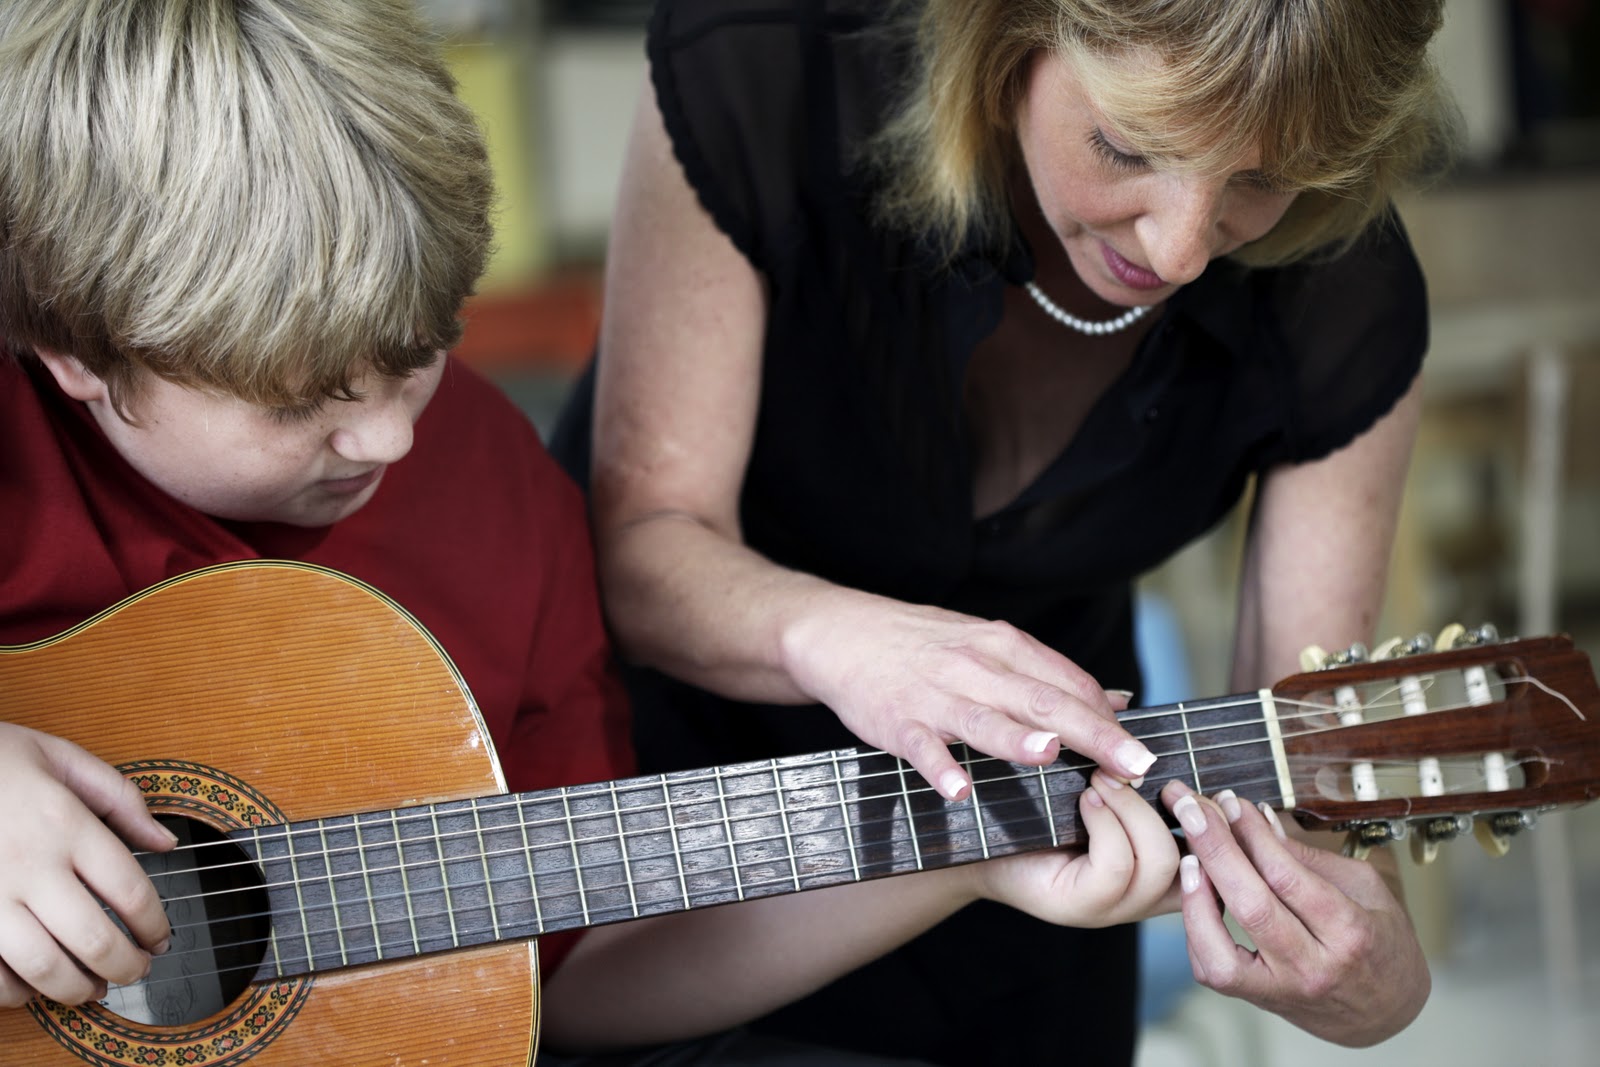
[0,0,494,413]
[870,0,1457,266]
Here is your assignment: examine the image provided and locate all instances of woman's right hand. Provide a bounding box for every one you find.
[782,592,1157,798]
[589,81,1156,801]
[0,723,174,1008]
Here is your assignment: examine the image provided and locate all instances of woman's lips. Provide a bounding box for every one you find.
[1102,243,1166,291]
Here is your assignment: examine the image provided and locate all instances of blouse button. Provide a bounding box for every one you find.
[1144,406,1160,423]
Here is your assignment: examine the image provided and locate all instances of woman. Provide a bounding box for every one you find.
[552,0,1454,1061]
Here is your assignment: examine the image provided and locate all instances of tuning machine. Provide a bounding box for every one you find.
[1341,818,1408,860]
[1435,622,1501,650]
[1474,810,1537,857]
[1409,814,1474,864]
[1299,642,1369,672]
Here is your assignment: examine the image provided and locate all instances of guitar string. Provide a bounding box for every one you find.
[118,748,1535,997]
[126,744,1525,981]
[117,768,1299,995]
[106,677,1534,980]
[132,677,1504,916]
[130,685,1436,893]
[131,690,1358,903]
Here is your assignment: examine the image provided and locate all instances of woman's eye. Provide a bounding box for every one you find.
[1089,128,1147,171]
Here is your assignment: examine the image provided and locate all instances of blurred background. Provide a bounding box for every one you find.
[419,1,1599,1063]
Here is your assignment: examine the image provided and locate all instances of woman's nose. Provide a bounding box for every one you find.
[1138,177,1226,286]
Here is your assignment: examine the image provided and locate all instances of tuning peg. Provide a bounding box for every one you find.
[1437,622,1502,650]
[1342,819,1407,861]
[1373,633,1434,660]
[1409,814,1472,865]
[1475,811,1536,857]
[1300,642,1368,671]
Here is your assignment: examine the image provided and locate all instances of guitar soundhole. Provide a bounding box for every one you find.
[102,815,270,1026]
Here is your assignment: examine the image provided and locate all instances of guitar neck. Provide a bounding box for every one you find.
[239,692,1283,979]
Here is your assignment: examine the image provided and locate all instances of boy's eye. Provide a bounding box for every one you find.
[267,399,326,424]
[1089,128,1147,171]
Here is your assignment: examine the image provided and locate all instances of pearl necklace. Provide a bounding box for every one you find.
[1023,281,1151,336]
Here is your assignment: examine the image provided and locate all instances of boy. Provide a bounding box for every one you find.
[0,0,1175,1060]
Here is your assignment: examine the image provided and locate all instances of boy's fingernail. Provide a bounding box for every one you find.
[1105,688,1135,701]
[1217,789,1242,823]
[160,826,180,846]
[1174,794,1207,836]
[1024,731,1058,754]
[1115,740,1157,778]
[939,770,968,800]
[154,938,171,956]
[1180,854,1201,893]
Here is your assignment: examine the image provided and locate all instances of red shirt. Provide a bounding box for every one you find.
[0,353,634,971]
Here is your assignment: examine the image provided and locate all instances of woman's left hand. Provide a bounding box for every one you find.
[1161,781,1430,1047]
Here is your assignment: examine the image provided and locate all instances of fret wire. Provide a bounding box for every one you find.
[608,780,641,920]
[660,774,692,911]
[352,815,384,961]
[251,826,284,975]
[429,807,462,948]
[1035,762,1059,846]
[283,821,317,969]
[1179,701,1203,793]
[962,745,992,861]
[559,786,592,928]
[828,752,861,883]
[318,820,350,968]
[390,810,423,956]
[895,754,924,871]
[770,760,802,892]
[470,798,503,942]
[515,796,545,935]
[712,766,746,902]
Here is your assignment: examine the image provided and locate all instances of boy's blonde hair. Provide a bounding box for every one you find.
[0,0,494,413]
[871,0,1457,266]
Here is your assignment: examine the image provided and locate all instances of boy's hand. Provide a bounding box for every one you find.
[0,723,175,1008]
[972,769,1181,928]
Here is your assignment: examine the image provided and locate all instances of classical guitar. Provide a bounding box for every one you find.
[3,561,1598,1066]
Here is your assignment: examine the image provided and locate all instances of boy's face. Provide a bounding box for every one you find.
[40,350,446,527]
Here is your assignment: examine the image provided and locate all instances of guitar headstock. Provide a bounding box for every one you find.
[1268,626,1600,860]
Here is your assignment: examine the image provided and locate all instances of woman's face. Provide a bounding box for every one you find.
[1015,49,1299,306]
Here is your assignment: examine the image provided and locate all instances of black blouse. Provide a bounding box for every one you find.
[550,1,1428,1062]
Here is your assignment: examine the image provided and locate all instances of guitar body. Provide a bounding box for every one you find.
[0,561,539,1067]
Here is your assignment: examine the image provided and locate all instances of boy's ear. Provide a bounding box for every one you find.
[33,347,110,402]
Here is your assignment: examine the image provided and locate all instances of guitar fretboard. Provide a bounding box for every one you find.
[240,693,1281,979]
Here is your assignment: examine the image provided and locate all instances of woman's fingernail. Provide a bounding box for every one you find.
[1180,854,1201,893]
[1174,794,1207,836]
[154,938,171,956]
[1259,802,1288,840]
[1084,786,1105,809]
[160,825,180,846]
[940,770,968,800]
[1217,789,1242,824]
[1024,731,1058,754]
[1115,740,1157,778]
[1099,774,1125,791]
[1105,688,1135,701]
